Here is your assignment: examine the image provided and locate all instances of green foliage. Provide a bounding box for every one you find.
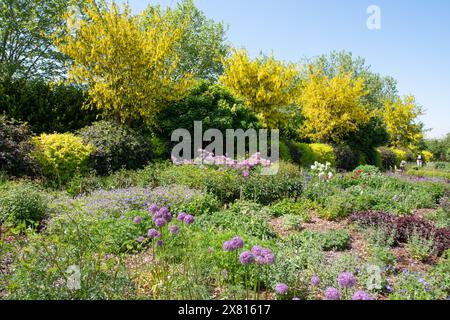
[405,231,436,262]
[154,81,260,146]
[77,121,152,175]
[0,115,36,176]
[0,79,96,134]
[333,144,359,171]
[354,165,381,175]
[143,0,229,81]
[266,199,313,223]
[377,147,397,170]
[0,182,47,226]
[7,220,135,299]
[0,0,76,80]
[242,162,303,205]
[389,272,446,300]
[197,201,276,239]
[289,229,351,252]
[32,133,94,185]
[296,143,336,167]
[156,164,242,204]
[425,133,450,162]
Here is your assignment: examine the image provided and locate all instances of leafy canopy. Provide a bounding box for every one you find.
[383,95,424,148]
[55,0,193,125]
[220,48,300,128]
[142,0,229,81]
[299,66,370,143]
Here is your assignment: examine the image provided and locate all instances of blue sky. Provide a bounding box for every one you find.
[123,0,449,138]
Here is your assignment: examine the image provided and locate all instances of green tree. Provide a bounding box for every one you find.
[0,0,83,80]
[142,0,229,81]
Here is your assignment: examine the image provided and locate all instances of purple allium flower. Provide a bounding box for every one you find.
[163,211,173,222]
[159,207,169,215]
[133,216,142,224]
[275,283,289,295]
[137,236,145,243]
[231,236,244,249]
[252,245,263,256]
[338,272,356,288]
[147,228,161,239]
[177,212,187,221]
[153,211,164,221]
[155,218,167,228]
[169,224,180,235]
[324,287,341,300]
[148,203,158,214]
[311,275,321,287]
[352,291,373,300]
[157,240,164,247]
[239,251,255,265]
[223,240,233,252]
[243,170,250,178]
[184,214,195,225]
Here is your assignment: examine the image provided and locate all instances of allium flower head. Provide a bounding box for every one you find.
[159,207,169,215]
[133,216,142,224]
[137,236,145,243]
[239,251,255,265]
[177,212,187,221]
[275,283,289,295]
[338,272,356,288]
[243,170,250,178]
[324,287,341,300]
[184,214,195,225]
[163,211,173,222]
[148,203,158,214]
[169,225,180,235]
[252,246,263,256]
[147,229,161,239]
[352,291,373,300]
[231,236,244,249]
[157,240,164,247]
[311,275,321,287]
[155,218,167,228]
[223,240,233,251]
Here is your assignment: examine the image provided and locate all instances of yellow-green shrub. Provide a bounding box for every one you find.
[298,143,335,167]
[421,151,433,163]
[32,133,94,184]
[391,148,407,167]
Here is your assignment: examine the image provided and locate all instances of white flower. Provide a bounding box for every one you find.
[328,172,333,179]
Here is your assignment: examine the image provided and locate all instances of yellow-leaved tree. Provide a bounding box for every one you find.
[300,66,370,143]
[55,0,193,124]
[219,49,300,128]
[383,95,424,148]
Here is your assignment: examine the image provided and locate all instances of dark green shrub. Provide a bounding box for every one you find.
[78,121,153,175]
[333,144,359,171]
[0,183,47,226]
[0,115,36,176]
[377,147,396,170]
[0,79,96,134]
[154,81,260,146]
